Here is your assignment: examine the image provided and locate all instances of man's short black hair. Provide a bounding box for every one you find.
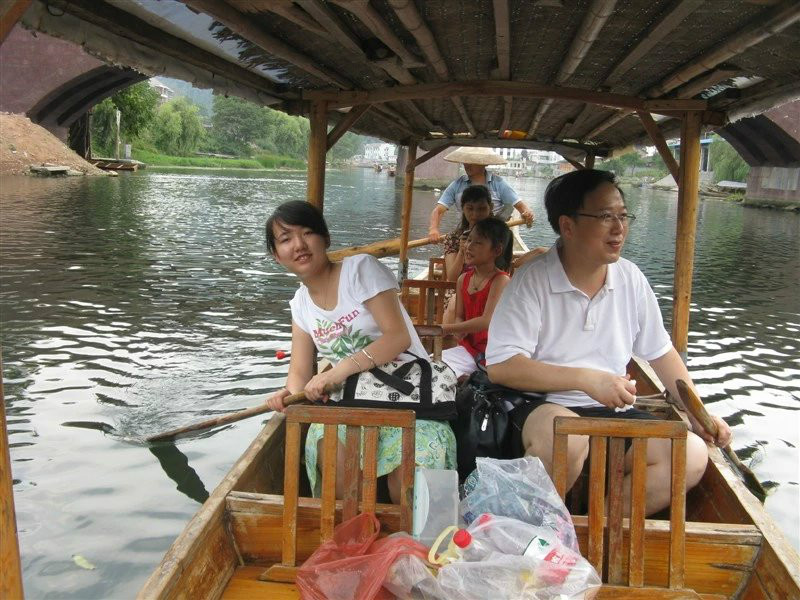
[544,169,624,233]
[265,200,330,254]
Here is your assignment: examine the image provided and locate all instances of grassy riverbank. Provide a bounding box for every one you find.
[132,148,305,170]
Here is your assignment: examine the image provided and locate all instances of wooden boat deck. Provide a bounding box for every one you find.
[221,567,299,600]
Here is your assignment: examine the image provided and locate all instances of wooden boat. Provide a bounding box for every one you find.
[137,356,800,599]
[4,2,800,599]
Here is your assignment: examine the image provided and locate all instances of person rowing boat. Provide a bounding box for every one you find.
[427,147,535,243]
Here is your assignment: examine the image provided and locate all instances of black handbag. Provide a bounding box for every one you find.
[451,368,544,480]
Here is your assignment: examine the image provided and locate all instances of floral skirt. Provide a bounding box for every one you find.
[304,419,457,497]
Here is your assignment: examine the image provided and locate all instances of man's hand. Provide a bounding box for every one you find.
[583,371,637,409]
[521,210,535,227]
[428,228,442,243]
[689,413,733,447]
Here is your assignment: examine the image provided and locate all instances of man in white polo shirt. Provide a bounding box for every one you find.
[486,169,731,516]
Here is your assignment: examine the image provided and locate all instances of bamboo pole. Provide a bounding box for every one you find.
[328,217,526,263]
[1,353,24,599]
[637,111,680,184]
[672,111,703,360]
[585,153,595,169]
[398,140,418,281]
[307,100,328,210]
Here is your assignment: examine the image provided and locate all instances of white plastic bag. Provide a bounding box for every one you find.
[459,456,578,551]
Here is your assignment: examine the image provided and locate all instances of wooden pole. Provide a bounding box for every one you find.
[398,140,418,281]
[672,111,702,360]
[307,100,328,210]
[326,105,370,151]
[585,153,595,169]
[637,110,680,184]
[1,352,24,599]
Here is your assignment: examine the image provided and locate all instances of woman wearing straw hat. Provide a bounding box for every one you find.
[428,146,535,242]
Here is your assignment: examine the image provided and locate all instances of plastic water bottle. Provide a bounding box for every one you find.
[461,515,587,587]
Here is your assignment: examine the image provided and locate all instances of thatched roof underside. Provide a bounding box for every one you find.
[29,0,800,161]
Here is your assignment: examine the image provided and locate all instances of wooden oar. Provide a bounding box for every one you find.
[146,390,310,443]
[327,217,527,262]
[676,379,767,502]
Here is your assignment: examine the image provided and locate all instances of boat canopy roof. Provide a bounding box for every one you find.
[24,1,800,160]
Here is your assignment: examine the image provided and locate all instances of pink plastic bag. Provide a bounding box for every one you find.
[296,512,430,600]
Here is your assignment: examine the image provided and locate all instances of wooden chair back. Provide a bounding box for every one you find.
[264,405,416,582]
[428,257,446,280]
[552,417,688,590]
[401,279,454,326]
[413,324,445,361]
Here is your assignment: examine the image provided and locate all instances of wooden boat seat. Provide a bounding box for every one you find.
[261,405,416,584]
[428,256,446,280]
[552,417,693,596]
[402,279,455,359]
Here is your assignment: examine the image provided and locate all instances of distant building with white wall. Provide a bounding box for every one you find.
[149,78,174,105]
[364,142,397,162]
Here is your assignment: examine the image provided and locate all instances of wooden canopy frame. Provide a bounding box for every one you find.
[304,88,704,357]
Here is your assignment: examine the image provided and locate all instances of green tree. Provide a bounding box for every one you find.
[150,98,205,155]
[210,95,270,155]
[90,81,159,156]
[710,135,750,182]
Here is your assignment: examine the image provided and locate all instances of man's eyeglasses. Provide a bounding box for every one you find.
[575,212,636,227]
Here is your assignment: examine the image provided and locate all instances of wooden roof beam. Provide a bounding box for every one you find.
[295,0,363,55]
[181,0,350,88]
[451,97,476,137]
[562,155,587,170]
[526,0,617,137]
[418,136,610,157]
[410,142,453,169]
[400,100,442,134]
[637,111,679,184]
[330,0,424,68]
[304,81,707,113]
[648,0,800,98]
[605,0,704,85]
[673,68,740,100]
[493,0,513,136]
[327,105,371,150]
[255,1,329,36]
[581,110,633,141]
[386,0,474,136]
[387,0,449,79]
[1,0,32,44]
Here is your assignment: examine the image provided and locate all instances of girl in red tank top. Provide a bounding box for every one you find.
[441,217,512,379]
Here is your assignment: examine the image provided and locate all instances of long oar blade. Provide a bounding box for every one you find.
[146,391,308,443]
[676,379,767,502]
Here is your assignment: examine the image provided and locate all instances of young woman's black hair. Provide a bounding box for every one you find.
[458,184,493,231]
[265,200,330,254]
[471,216,513,271]
[544,169,625,233]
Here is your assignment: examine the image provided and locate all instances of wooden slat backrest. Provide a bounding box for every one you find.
[428,257,446,281]
[413,324,445,361]
[400,279,454,326]
[280,405,416,569]
[552,417,688,589]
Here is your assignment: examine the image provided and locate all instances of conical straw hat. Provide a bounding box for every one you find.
[443,146,507,166]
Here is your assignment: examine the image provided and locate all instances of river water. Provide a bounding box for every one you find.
[1,168,798,598]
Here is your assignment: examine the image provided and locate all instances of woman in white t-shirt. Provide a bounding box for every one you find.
[264,201,456,501]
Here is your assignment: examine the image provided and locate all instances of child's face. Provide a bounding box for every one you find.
[464,230,497,267]
[462,200,492,226]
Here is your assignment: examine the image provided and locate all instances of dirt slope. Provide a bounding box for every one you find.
[0,113,105,175]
